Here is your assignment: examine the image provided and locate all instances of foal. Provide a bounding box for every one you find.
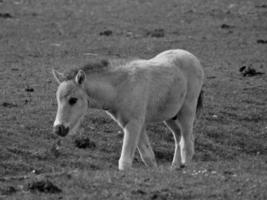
[53,49,204,170]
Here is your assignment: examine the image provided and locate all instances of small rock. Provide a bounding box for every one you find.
[26,180,62,193]
[223,170,235,176]
[125,31,133,37]
[151,193,159,200]
[2,102,18,108]
[255,4,267,8]
[25,87,34,92]
[50,43,61,47]
[207,76,216,79]
[74,137,96,149]
[220,24,234,29]
[150,190,170,200]
[146,29,165,38]
[11,68,19,71]
[116,130,123,139]
[239,65,264,77]
[257,39,267,44]
[228,4,236,9]
[89,164,100,170]
[99,30,113,36]
[0,13,12,18]
[24,99,30,104]
[31,12,38,17]
[144,178,150,182]
[131,189,146,195]
[31,169,41,175]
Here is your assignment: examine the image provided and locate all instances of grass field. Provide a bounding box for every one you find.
[0,0,267,199]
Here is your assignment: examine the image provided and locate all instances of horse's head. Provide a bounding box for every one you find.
[52,69,88,137]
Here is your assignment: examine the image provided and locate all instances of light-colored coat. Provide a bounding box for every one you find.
[53,49,204,170]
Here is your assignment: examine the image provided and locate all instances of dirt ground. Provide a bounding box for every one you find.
[0,0,267,199]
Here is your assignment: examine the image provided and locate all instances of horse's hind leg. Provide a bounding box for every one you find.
[177,103,196,167]
[164,119,182,169]
[137,127,157,168]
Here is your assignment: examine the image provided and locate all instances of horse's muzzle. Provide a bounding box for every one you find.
[53,124,69,137]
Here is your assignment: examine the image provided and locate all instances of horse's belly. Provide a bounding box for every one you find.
[147,110,178,122]
[146,87,186,122]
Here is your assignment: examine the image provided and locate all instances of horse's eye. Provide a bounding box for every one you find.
[69,97,78,105]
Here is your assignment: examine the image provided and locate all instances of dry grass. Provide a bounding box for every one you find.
[0,0,267,199]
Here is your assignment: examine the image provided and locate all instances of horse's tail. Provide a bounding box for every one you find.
[196,90,204,117]
[171,90,204,121]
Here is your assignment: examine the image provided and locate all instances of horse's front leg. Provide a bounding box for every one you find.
[119,119,144,170]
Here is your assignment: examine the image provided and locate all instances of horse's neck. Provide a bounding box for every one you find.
[84,75,117,109]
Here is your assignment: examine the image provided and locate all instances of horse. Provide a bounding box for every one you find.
[52,49,204,170]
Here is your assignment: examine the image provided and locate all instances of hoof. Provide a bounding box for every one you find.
[118,160,132,171]
[170,163,186,171]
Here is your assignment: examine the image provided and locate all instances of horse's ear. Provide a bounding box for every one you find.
[75,70,86,85]
[52,69,65,84]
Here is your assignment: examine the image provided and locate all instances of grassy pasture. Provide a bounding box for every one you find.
[0,0,267,199]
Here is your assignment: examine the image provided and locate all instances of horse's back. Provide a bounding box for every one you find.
[145,49,204,121]
[152,49,204,93]
[113,49,204,122]
[152,49,203,76]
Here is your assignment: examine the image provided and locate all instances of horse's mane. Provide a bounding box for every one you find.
[62,57,140,81]
[63,59,110,81]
